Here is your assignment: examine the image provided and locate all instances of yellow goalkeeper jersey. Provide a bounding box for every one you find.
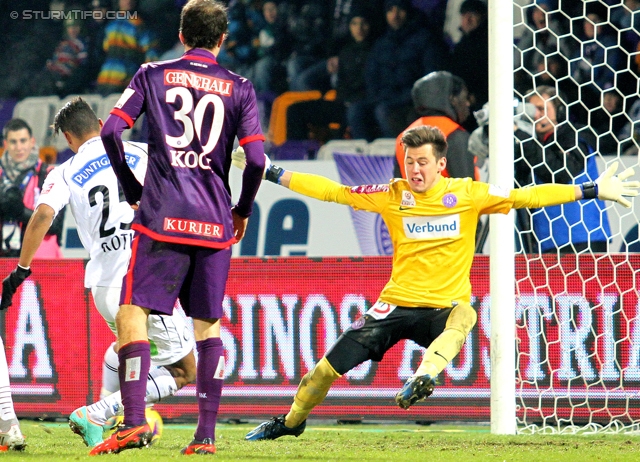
[289,173,575,308]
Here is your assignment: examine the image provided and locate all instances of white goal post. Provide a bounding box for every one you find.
[489,0,517,435]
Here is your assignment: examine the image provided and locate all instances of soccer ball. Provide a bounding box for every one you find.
[145,408,163,445]
[102,408,163,445]
[102,414,122,438]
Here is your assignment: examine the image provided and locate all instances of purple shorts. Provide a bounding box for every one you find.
[121,233,231,319]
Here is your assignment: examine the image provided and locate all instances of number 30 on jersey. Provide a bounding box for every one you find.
[165,87,224,170]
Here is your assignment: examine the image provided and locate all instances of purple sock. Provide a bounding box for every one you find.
[194,337,224,442]
[118,341,151,427]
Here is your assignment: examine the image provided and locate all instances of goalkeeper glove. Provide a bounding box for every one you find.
[231,146,250,171]
[1,265,31,310]
[581,161,640,208]
[230,147,285,184]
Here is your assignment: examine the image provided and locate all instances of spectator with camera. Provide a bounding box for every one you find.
[0,119,64,258]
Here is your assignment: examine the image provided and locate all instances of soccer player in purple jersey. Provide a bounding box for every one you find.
[93,0,265,455]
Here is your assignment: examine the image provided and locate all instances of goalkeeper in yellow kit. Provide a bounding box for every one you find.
[233,125,639,441]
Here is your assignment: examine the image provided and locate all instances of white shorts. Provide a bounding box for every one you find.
[91,286,195,367]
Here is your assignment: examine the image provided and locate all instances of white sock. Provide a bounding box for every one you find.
[146,367,178,403]
[100,342,120,399]
[0,337,16,423]
[87,367,178,425]
[87,391,122,425]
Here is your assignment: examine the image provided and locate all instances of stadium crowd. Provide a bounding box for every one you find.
[0,0,636,148]
[0,1,638,149]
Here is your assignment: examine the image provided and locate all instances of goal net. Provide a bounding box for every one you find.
[512,0,640,433]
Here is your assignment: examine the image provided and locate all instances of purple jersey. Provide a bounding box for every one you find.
[106,48,265,248]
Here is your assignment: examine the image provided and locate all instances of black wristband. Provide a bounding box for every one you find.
[265,165,285,184]
[580,181,598,200]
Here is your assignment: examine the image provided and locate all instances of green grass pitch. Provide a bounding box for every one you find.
[9,420,640,461]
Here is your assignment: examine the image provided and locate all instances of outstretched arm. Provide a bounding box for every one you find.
[512,162,639,209]
[232,149,351,204]
[278,170,293,189]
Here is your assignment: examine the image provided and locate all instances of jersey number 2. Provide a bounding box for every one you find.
[88,184,132,238]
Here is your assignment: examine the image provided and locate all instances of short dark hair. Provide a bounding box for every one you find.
[384,0,411,12]
[401,125,448,160]
[460,0,487,16]
[3,118,32,140]
[53,97,100,138]
[180,0,228,50]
